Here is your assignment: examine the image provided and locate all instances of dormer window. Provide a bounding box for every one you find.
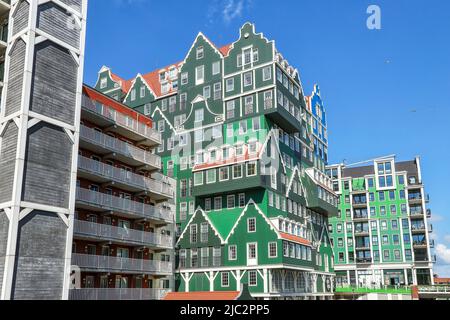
[159,71,166,82]
[100,77,107,89]
[161,83,170,94]
[169,67,177,79]
[196,46,204,59]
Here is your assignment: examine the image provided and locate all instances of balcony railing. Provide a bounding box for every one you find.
[80,125,161,169]
[74,220,173,248]
[78,156,173,198]
[408,194,422,201]
[354,213,369,220]
[76,188,173,223]
[82,95,161,144]
[356,257,372,264]
[72,254,172,274]
[69,288,170,300]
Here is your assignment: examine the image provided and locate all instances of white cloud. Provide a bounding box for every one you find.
[431,213,445,222]
[445,235,450,244]
[223,0,244,23]
[435,243,450,264]
[207,0,252,25]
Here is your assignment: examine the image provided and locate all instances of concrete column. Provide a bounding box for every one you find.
[0,0,88,300]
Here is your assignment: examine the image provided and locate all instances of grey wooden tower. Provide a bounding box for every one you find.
[0,0,88,300]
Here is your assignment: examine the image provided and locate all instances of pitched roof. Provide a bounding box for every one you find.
[105,40,231,99]
[207,210,242,240]
[164,291,242,301]
[82,85,153,126]
[110,72,133,93]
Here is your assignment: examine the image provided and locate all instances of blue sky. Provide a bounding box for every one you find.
[84,0,450,276]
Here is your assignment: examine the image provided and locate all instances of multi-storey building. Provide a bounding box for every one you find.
[0,0,88,300]
[305,84,328,169]
[69,85,176,300]
[326,157,435,289]
[94,23,338,300]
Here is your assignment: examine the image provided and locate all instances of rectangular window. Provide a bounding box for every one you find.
[203,86,211,99]
[249,271,257,287]
[195,109,204,122]
[226,101,235,119]
[205,198,212,212]
[227,195,235,209]
[226,78,234,92]
[222,272,229,287]
[181,72,188,85]
[194,172,203,186]
[229,245,237,261]
[248,218,256,233]
[201,223,209,243]
[268,242,277,258]
[190,225,198,244]
[263,66,272,81]
[244,96,254,114]
[233,164,243,179]
[212,61,220,75]
[191,248,198,267]
[196,46,204,59]
[219,167,229,181]
[238,193,246,208]
[247,161,257,177]
[206,169,216,184]
[244,72,253,87]
[201,247,209,267]
[213,82,221,100]
[264,91,273,110]
[214,197,222,210]
[195,65,204,85]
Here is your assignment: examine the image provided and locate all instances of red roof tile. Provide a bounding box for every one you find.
[107,39,232,98]
[280,232,312,246]
[164,291,241,301]
[83,85,153,127]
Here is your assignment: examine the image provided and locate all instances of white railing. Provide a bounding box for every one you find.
[76,188,173,223]
[80,125,162,169]
[69,288,170,300]
[72,254,172,274]
[78,156,173,198]
[74,220,173,248]
[82,95,161,143]
[419,286,450,294]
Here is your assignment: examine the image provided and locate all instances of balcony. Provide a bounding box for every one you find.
[77,156,173,200]
[352,200,367,208]
[79,125,161,171]
[81,95,161,147]
[75,188,173,224]
[410,208,424,219]
[356,257,372,264]
[71,253,172,275]
[427,209,432,218]
[408,193,423,204]
[413,241,428,249]
[263,100,301,133]
[69,288,170,300]
[353,213,369,221]
[73,220,173,249]
[355,245,371,251]
[411,224,427,234]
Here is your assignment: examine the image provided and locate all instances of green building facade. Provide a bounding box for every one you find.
[94,23,338,300]
[326,157,435,289]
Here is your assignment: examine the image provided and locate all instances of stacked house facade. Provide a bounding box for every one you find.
[69,85,176,300]
[326,157,435,289]
[95,23,338,300]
